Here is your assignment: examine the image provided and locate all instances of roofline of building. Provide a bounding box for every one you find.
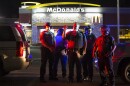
[19,7,130,14]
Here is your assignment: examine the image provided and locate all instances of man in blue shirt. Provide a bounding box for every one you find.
[53,27,68,80]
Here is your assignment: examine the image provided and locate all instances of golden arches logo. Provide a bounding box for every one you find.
[21,2,101,9]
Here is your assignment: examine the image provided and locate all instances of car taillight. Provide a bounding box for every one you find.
[16,42,24,57]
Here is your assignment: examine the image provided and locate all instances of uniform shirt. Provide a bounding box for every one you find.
[94,35,115,58]
[55,35,67,50]
[66,31,86,49]
[85,33,96,52]
[40,31,55,47]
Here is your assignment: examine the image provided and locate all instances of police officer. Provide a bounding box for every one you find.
[93,25,116,86]
[53,27,68,80]
[66,22,87,83]
[82,25,96,82]
[39,22,55,82]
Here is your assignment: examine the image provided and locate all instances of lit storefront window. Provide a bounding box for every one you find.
[120,28,130,39]
[32,12,102,24]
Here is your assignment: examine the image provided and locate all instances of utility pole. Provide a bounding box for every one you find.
[117,0,120,43]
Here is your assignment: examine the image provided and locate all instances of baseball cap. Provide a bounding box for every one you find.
[84,25,91,31]
[100,25,110,31]
[44,22,50,27]
[63,25,68,28]
[57,28,64,35]
[73,22,77,28]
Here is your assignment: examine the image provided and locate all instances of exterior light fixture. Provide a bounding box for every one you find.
[21,2,41,8]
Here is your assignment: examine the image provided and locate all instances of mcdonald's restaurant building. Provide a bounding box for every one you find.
[18,2,130,44]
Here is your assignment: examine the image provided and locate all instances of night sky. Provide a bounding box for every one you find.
[23,0,130,7]
[0,0,130,18]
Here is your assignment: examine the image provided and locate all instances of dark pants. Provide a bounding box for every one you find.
[82,51,93,78]
[53,49,68,78]
[40,46,54,80]
[98,56,115,85]
[67,50,82,81]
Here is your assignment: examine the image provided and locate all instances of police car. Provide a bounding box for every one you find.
[112,43,130,83]
[94,43,130,83]
[0,22,31,76]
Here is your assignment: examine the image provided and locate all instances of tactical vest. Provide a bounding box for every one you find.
[43,31,54,46]
[96,35,114,57]
[67,31,84,49]
[55,35,67,49]
[85,33,96,51]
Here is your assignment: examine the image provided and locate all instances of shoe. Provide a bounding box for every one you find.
[68,79,73,83]
[62,75,66,78]
[53,77,58,80]
[40,79,47,83]
[104,82,108,86]
[40,77,47,83]
[109,84,115,86]
[77,79,82,83]
[83,77,93,82]
[110,82,115,86]
[110,84,115,86]
[49,77,54,80]
[83,77,87,81]
[99,82,108,86]
[87,77,93,82]
[109,81,115,86]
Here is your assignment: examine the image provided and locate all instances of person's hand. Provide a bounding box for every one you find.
[63,25,67,31]
[76,51,81,59]
[48,47,55,52]
[82,50,86,56]
[64,28,67,32]
[61,49,67,55]
[105,52,112,57]
[92,52,95,58]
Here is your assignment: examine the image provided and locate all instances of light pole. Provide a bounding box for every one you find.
[117,0,120,43]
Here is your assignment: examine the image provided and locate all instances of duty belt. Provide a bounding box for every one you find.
[68,48,79,52]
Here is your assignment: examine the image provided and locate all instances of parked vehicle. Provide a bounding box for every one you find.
[0,22,31,76]
[113,43,130,83]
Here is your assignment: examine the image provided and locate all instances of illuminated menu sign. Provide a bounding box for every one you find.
[46,7,85,12]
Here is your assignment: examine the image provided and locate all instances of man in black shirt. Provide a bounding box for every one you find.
[82,25,96,82]
[66,22,87,83]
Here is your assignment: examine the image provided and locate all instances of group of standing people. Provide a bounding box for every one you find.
[39,22,116,86]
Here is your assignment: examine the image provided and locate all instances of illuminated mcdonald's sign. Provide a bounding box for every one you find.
[46,7,85,12]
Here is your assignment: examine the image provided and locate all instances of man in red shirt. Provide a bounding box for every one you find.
[39,22,55,83]
[93,25,116,86]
